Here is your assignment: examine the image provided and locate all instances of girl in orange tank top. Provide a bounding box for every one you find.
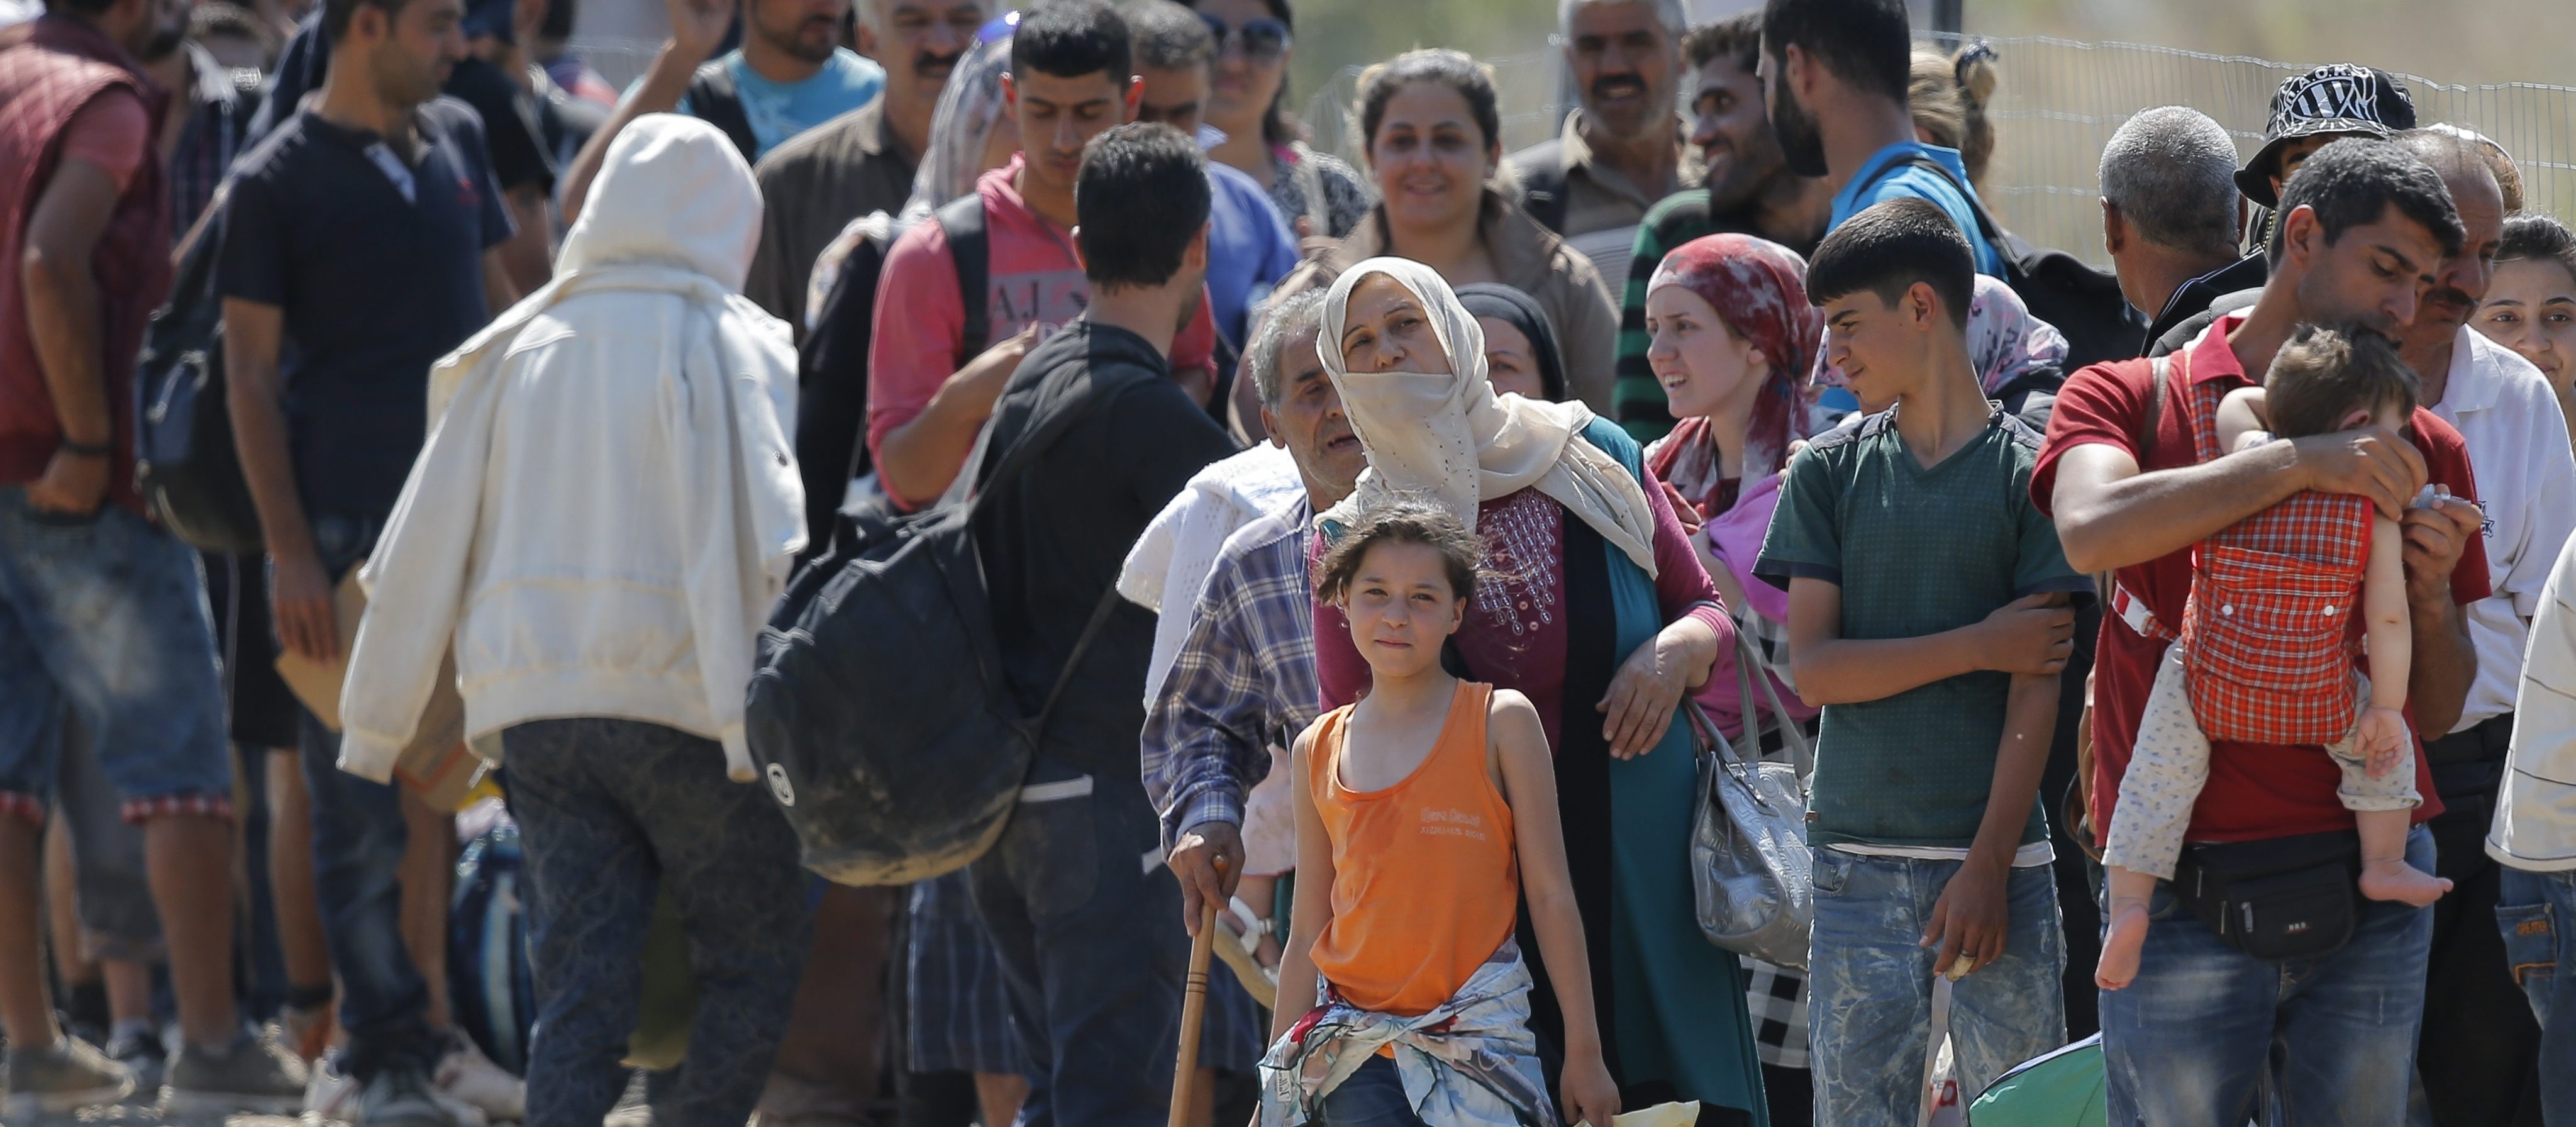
[1270,501,1619,1127]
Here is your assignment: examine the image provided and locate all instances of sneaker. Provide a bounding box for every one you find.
[282,1002,337,1063]
[357,1065,465,1127]
[2,1035,136,1120]
[433,1032,524,1123]
[164,1026,308,1116]
[104,1025,167,1096]
[306,1052,361,1122]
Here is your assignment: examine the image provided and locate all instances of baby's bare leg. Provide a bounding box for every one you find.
[2355,808,2450,906]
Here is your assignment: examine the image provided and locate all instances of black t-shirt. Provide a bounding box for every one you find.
[969,321,1240,780]
[217,99,514,519]
[442,56,557,196]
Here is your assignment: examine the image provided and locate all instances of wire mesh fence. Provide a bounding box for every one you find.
[1286,32,2576,270]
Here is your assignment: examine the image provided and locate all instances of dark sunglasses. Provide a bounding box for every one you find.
[1197,13,1291,60]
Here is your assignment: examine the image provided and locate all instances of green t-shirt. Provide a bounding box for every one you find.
[1754,405,2089,850]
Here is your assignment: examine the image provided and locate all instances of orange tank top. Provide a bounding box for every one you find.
[1306,681,1521,1017]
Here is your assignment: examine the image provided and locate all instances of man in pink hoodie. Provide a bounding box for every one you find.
[865,0,1218,512]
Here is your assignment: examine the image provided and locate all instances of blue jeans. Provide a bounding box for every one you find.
[294,511,443,1079]
[504,718,813,1127]
[969,760,1186,1127]
[1319,1056,1426,1127]
[1806,849,2066,1127]
[2100,824,2436,1126]
[0,487,231,822]
[2495,865,2576,1124]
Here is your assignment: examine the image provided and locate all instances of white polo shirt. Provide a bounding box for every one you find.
[2429,325,2576,733]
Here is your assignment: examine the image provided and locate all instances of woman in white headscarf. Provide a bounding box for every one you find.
[1309,258,1768,1123]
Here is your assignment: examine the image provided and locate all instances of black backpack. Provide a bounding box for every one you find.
[686,62,760,164]
[135,197,263,555]
[793,194,989,558]
[745,350,1121,886]
[1895,155,2144,373]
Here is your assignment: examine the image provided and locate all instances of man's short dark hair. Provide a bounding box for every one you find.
[1011,0,1131,83]
[323,0,421,41]
[1077,123,1210,291]
[1806,198,1974,329]
[1128,0,1213,72]
[2265,324,2419,440]
[1760,0,1910,104]
[2270,136,2466,268]
[1684,12,1760,74]
[43,0,118,17]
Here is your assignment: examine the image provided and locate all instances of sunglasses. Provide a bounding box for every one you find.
[1197,13,1291,60]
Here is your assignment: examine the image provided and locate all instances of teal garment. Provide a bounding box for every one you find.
[1965,1035,2106,1124]
[1583,418,1769,1124]
[1827,142,2006,279]
[1753,406,2089,850]
[643,48,884,161]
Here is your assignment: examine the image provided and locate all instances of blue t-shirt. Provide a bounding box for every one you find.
[1828,142,2007,279]
[1204,161,1301,349]
[216,101,514,519]
[663,48,884,161]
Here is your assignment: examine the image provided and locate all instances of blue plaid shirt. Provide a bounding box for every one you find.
[1141,497,1319,852]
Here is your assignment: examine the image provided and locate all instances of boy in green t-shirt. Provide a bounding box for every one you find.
[1754,199,2092,1124]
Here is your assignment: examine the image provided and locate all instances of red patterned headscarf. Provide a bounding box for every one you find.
[1641,234,1821,513]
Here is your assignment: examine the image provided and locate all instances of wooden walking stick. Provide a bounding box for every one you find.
[1169,859,1225,1127]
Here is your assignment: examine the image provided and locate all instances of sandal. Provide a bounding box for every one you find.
[1211,896,1279,1009]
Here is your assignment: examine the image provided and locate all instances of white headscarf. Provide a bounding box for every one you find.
[1318,258,1660,577]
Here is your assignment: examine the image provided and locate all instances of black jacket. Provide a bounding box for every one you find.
[2148,286,2263,359]
[969,321,1240,781]
[2141,255,2268,357]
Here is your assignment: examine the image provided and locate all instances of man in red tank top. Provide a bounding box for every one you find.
[2033,137,2490,1125]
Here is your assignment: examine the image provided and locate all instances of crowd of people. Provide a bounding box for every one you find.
[9,0,2576,1124]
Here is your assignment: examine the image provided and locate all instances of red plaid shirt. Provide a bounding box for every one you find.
[2168,365,2373,744]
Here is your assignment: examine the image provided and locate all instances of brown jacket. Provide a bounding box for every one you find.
[1278,191,1620,414]
[745,97,916,339]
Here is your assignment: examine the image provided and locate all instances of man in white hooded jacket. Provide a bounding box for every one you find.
[335,113,812,1127]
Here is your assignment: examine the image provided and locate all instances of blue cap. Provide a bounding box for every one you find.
[977,9,1017,43]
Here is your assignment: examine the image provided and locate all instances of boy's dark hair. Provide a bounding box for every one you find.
[323,0,421,42]
[1128,0,1214,72]
[2265,325,2420,440]
[1357,49,1502,157]
[2268,137,2466,268]
[1804,199,1974,330]
[42,0,118,17]
[1076,123,1211,291]
[1011,0,1132,84]
[1314,499,1485,605]
[2500,213,2576,282]
[1760,0,1911,104]
[1684,12,1761,74]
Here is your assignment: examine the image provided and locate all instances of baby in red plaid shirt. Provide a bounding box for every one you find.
[2097,326,2453,991]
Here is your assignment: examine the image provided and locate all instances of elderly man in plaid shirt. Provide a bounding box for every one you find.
[1144,289,1365,974]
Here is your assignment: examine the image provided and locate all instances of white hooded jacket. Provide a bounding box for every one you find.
[338,114,804,784]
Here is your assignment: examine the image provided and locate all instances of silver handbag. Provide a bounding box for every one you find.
[1689,633,1815,969]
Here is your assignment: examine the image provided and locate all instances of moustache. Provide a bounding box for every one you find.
[915,48,963,74]
[2426,286,2476,312]
[1591,74,1646,100]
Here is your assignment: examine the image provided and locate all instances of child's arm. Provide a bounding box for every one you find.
[2358,513,2413,775]
[1925,665,2062,977]
[1490,690,1621,1127]
[2216,386,2273,453]
[1268,723,1340,1043]
[1784,577,2075,706]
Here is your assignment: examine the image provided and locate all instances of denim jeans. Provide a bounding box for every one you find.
[1806,848,2066,1127]
[2495,865,2576,1124]
[1318,1056,1427,1127]
[2100,824,2435,1126]
[970,758,1187,1127]
[504,718,813,1127]
[0,487,232,822]
[294,510,444,1079]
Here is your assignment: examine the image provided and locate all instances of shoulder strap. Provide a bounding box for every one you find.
[2139,356,2170,467]
[686,60,759,164]
[937,193,991,360]
[1896,154,2011,275]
